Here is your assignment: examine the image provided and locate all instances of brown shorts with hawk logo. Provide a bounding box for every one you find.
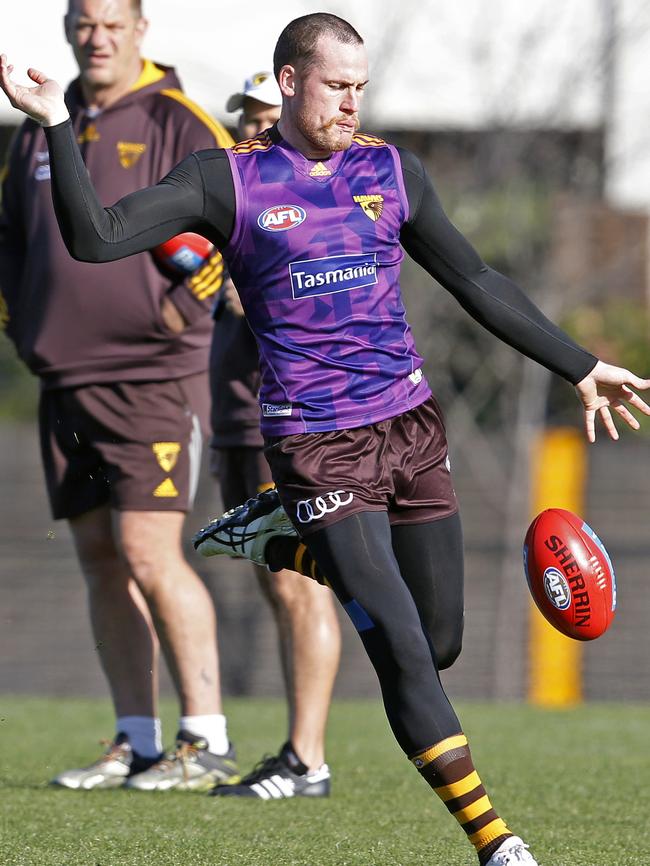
[39,373,209,520]
[264,395,458,537]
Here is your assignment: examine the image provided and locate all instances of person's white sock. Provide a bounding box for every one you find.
[116,716,162,758]
[179,714,228,754]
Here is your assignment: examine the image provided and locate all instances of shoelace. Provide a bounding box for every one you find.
[204,497,258,532]
[95,738,130,765]
[231,491,279,521]
[240,754,287,784]
[151,742,197,784]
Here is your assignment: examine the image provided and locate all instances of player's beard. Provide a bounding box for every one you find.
[296,108,359,153]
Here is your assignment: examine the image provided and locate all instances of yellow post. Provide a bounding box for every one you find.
[528,427,587,706]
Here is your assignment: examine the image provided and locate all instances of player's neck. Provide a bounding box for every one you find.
[277,117,332,160]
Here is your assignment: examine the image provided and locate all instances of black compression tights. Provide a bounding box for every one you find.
[303,510,465,756]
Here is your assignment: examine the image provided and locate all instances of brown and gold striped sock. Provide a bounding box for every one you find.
[411,734,512,864]
[293,542,327,585]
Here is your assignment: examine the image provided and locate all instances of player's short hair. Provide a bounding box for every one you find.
[273,13,364,79]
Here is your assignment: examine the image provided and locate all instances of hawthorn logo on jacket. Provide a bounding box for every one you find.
[78,124,100,144]
[117,141,147,169]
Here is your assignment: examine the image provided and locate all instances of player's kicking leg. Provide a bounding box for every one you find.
[299,511,539,865]
[195,500,539,863]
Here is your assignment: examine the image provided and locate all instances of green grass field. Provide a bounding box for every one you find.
[1,697,649,866]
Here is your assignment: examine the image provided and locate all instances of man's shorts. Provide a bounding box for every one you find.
[39,373,209,520]
[210,447,275,512]
[264,395,458,537]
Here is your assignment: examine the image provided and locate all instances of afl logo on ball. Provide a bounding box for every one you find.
[543,567,571,610]
[258,205,306,232]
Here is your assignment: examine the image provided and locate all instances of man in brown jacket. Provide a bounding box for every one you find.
[0,0,238,790]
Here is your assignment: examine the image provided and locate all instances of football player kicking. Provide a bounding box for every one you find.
[3,13,649,864]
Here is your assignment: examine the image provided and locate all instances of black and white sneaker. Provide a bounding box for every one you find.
[193,488,297,566]
[50,733,159,790]
[210,741,330,799]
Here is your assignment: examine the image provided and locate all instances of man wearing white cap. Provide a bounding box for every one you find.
[225,70,283,118]
[207,71,342,799]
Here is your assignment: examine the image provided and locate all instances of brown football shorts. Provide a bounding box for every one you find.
[264,395,458,537]
[39,373,209,519]
[210,446,275,512]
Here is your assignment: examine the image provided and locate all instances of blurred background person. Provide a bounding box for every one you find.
[0,0,238,791]
[207,70,341,799]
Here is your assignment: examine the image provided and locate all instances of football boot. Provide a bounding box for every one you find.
[193,487,296,566]
[124,730,239,792]
[484,836,539,865]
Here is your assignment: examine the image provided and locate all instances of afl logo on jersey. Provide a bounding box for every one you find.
[258,205,306,232]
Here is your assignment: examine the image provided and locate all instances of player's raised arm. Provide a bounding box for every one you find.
[0,54,212,262]
[397,146,650,440]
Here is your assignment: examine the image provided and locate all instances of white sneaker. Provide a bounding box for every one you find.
[484,836,539,865]
[193,488,296,566]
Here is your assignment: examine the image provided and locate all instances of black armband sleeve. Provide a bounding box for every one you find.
[44,119,235,262]
[397,146,597,385]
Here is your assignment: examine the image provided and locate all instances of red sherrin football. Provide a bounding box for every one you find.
[152,232,214,275]
[523,508,616,641]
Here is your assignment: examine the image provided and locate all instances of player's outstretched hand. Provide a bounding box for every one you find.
[575,360,650,442]
[0,54,69,126]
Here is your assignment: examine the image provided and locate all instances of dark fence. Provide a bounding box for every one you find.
[2,421,649,704]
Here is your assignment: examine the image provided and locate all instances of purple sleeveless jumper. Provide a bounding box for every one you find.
[224,129,431,436]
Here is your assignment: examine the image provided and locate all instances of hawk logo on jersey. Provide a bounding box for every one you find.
[258,205,307,232]
[152,442,181,473]
[117,141,147,169]
[353,194,384,222]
